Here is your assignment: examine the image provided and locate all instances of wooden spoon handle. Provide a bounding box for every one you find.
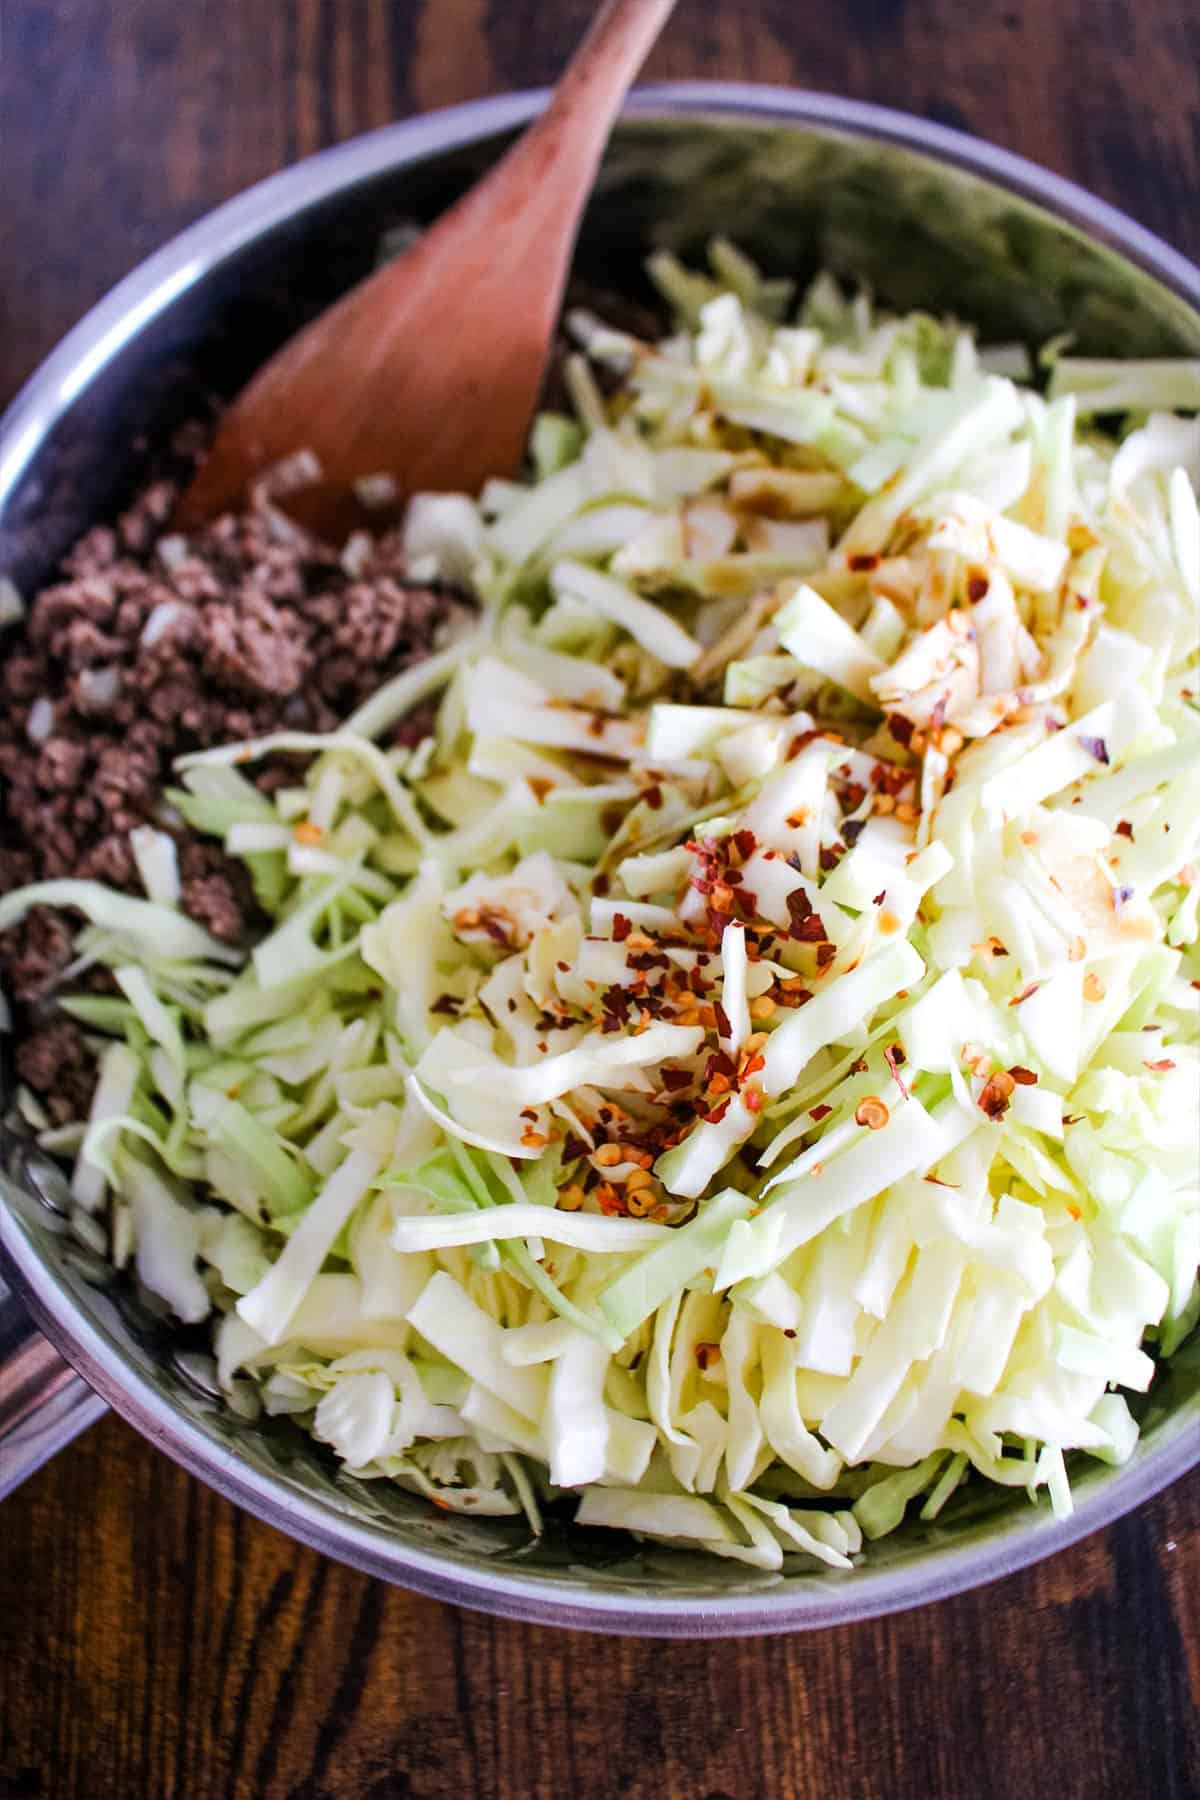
[534,0,679,167]
[447,0,678,232]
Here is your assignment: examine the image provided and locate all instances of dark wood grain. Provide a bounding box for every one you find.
[2,4,1200,1797]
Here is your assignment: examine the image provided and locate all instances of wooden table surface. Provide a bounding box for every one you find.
[3,3,1200,1796]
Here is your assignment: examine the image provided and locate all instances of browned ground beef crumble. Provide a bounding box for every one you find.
[1,428,466,1117]
[0,286,663,1123]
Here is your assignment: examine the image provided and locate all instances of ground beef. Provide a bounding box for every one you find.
[0,427,468,1114]
[15,1019,97,1126]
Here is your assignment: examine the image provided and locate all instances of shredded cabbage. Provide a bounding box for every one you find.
[6,249,1197,1565]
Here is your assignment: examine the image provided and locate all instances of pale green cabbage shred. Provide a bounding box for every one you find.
[4,246,1198,1572]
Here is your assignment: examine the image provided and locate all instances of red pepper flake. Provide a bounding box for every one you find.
[743,1084,764,1113]
[816,942,837,969]
[733,828,757,861]
[1078,734,1110,764]
[1008,1065,1039,1085]
[611,912,632,943]
[966,571,989,602]
[787,885,813,922]
[704,1098,732,1125]
[561,1134,589,1162]
[1115,819,1135,840]
[643,783,664,810]
[783,1328,797,1339]
[556,960,570,973]
[430,993,461,1016]
[888,712,915,749]
[594,872,610,896]
[1063,1114,1083,1126]
[978,1070,1016,1120]
[787,728,822,759]
[714,1001,732,1039]
[661,1067,692,1092]
[601,986,630,1032]
[884,1043,910,1099]
[819,844,844,873]
[872,889,887,907]
[695,1342,721,1371]
[848,552,880,571]
[527,775,554,803]
[478,910,510,946]
[1009,982,1041,1007]
[792,914,828,944]
[809,1103,833,1121]
[1144,1058,1176,1072]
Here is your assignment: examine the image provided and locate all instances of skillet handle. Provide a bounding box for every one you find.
[0,1275,106,1496]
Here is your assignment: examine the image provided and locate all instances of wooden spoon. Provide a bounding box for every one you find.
[177,0,677,539]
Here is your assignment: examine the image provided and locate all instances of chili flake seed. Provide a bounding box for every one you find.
[626,1186,657,1217]
[521,1128,549,1149]
[1083,972,1105,1001]
[854,1096,890,1130]
[556,1184,585,1212]
[749,995,776,1021]
[1068,936,1087,962]
[695,1343,722,1372]
[895,801,919,825]
[978,1070,1016,1120]
[293,819,324,846]
[593,1142,623,1167]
